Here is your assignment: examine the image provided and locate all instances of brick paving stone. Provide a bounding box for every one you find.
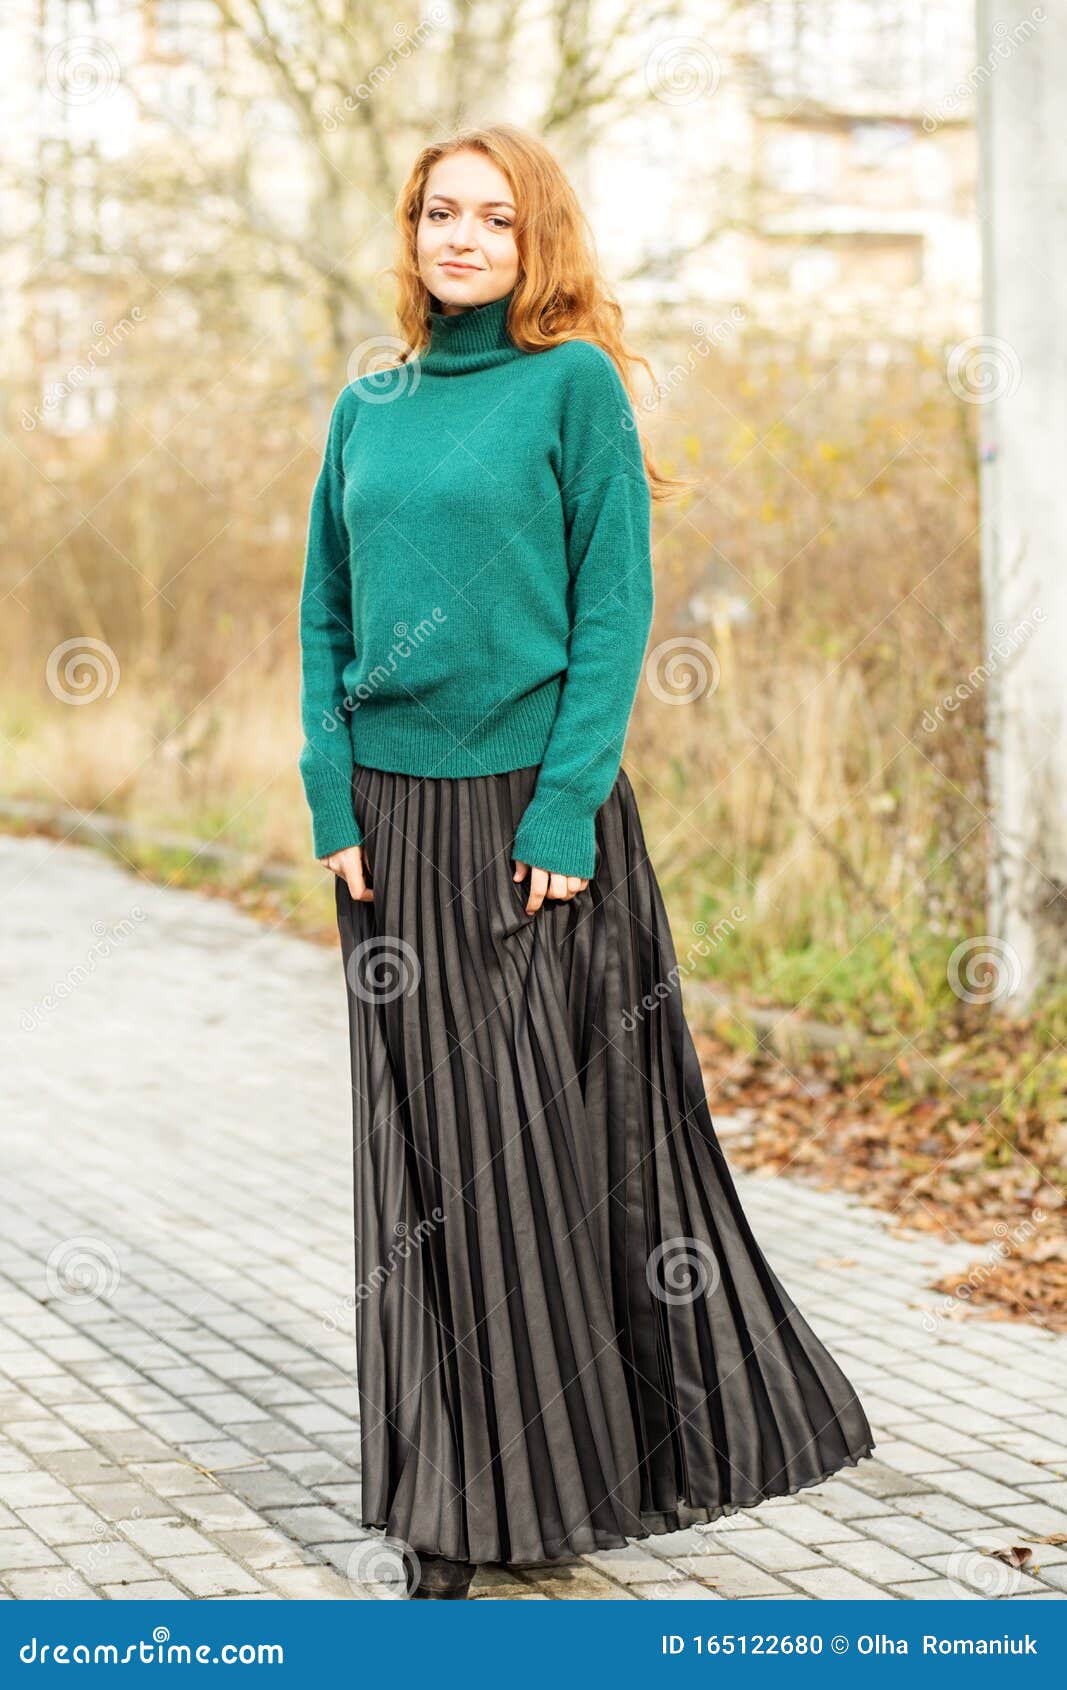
[7,1419,92,1455]
[155,1554,266,1596]
[101,1580,188,1599]
[5,1568,98,1598]
[260,1565,359,1598]
[820,1540,934,1584]
[717,1526,823,1572]
[41,1450,121,1486]
[3,835,1067,1603]
[60,1540,161,1587]
[169,1493,268,1532]
[117,1517,215,1558]
[860,1514,966,1558]
[582,1546,690,1585]
[889,1579,982,1600]
[892,1494,1003,1532]
[261,1505,363,1544]
[74,1481,176,1522]
[0,1472,79,1510]
[211,1528,317,1570]
[919,1470,1028,1508]
[125,1461,229,1499]
[767,1504,863,1545]
[666,1554,791,1597]
[788,1568,897,1600]
[0,1529,62,1570]
[14,1503,108,1545]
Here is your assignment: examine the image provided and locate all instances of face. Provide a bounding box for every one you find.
[416,149,520,315]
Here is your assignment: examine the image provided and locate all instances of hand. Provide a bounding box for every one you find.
[513,859,589,915]
[321,842,374,902]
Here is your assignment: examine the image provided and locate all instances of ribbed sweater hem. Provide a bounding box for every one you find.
[349,678,564,781]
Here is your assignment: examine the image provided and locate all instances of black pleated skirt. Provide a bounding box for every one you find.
[334,760,874,1568]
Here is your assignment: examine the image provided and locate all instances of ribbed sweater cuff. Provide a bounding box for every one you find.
[512,798,597,880]
[307,769,363,860]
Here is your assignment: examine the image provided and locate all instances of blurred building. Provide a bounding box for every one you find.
[1,0,981,434]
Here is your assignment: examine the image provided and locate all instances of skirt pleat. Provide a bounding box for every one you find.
[334,761,874,1566]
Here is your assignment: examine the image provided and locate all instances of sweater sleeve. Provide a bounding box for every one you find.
[511,347,654,879]
[297,390,364,859]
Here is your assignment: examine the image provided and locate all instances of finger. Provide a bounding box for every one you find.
[525,867,547,913]
[513,859,529,883]
[347,858,373,902]
[549,872,568,900]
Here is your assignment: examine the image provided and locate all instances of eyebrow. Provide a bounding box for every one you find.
[426,195,516,211]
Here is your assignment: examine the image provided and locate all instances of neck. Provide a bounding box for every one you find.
[420,288,525,375]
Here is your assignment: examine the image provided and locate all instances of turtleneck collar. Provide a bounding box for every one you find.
[419,288,525,375]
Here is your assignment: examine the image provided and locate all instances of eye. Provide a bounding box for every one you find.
[488,216,513,230]
[427,208,450,222]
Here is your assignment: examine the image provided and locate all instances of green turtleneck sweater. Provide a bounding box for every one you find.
[297,288,654,879]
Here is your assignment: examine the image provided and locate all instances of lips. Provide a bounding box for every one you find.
[441,262,481,272]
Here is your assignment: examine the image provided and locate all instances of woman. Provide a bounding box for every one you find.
[298,124,873,1600]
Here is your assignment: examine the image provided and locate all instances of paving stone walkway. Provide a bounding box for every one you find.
[2,834,1065,1601]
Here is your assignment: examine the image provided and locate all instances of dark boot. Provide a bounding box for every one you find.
[406,1552,476,1599]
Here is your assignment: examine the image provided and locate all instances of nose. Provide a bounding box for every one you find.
[449,210,478,251]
